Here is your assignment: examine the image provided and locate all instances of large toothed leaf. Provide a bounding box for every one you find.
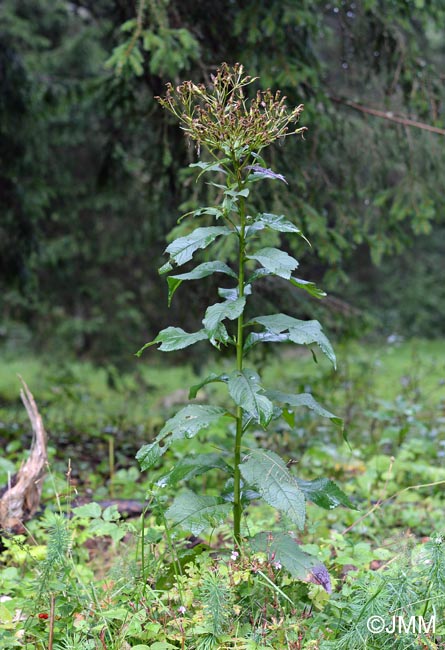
[136,405,226,470]
[157,453,230,487]
[248,313,336,368]
[167,262,236,305]
[250,532,332,593]
[240,450,306,529]
[136,327,207,356]
[247,247,299,280]
[203,296,246,343]
[266,391,343,429]
[163,226,232,269]
[296,477,357,511]
[166,490,232,535]
[228,369,274,427]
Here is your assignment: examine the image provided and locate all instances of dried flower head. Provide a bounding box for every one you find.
[157,62,305,156]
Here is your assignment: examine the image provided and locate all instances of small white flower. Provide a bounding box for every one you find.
[178,605,186,615]
[273,561,282,570]
[231,551,239,561]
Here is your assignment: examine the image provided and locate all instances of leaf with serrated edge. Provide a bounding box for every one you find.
[228,369,274,427]
[289,277,326,298]
[136,405,226,470]
[267,391,343,428]
[189,373,228,399]
[247,247,299,280]
[251,531,331,592]
[157,454,230,487]
[296,477,357,510]
[203,297,246,341]
[255,213,302,233]
[248,313,336,368]
[167,261,236,305]
[240,449,305,529]
[138,327,207,354]
[165,226,231,268]
[166,490,232,535]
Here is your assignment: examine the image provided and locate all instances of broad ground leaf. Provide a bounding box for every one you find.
[136,405,226,470]
[296,477,357,510]
[167,261,236,305]
[240,449,306,529]
[156,453,230,487]
[248,313,336,368]
[203,296,246,344]
[250,531,332,593]
[162,226,232,269]
[228,369,274,427]
[166,490,232,535]
[136,327,207,356]
[266,390,343,428]
[247,247,299,280]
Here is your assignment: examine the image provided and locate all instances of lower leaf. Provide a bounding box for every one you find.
[166,490,232,535]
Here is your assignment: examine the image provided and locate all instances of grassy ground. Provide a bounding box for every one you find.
[1,339,445,648]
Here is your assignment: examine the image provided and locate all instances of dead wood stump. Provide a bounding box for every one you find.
[0,377,48,534]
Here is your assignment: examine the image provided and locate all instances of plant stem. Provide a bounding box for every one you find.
[233,166,246,545]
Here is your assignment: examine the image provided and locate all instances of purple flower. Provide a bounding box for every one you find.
[309,564,332,594]
[246,165,288,184]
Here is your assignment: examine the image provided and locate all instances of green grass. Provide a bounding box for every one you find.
[1,339,445,649]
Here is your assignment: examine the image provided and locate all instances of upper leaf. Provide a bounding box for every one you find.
[246,165,288,184]
[247,247,299,280]
[203,296,246,344]
[289,277,326,299]
[167,261,236,305]
[255,213,303,234]
[166,490,232,535]
[228,369,274,428]
[136,404,227,470]
[266,390,343,428]
[190,159,229,180]
[240,449,306,529]
[136,327,207,355]
[247,313,336,368]
[162,226,232,270]
[250,531,332,593]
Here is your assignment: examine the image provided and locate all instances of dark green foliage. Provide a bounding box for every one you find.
[1,0,445,360]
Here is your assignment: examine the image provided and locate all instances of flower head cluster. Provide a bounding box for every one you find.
[157,62,305,156]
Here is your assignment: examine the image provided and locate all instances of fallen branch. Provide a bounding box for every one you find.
[330,95,445,136]
[0,377,48,533]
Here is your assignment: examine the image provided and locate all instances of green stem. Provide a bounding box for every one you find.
[233,163,247,545]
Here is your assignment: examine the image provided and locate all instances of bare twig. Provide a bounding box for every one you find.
[330,95,445,136]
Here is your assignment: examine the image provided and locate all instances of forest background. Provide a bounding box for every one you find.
[1,0,445,365]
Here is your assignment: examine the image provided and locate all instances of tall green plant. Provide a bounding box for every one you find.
[137,63,353,581]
